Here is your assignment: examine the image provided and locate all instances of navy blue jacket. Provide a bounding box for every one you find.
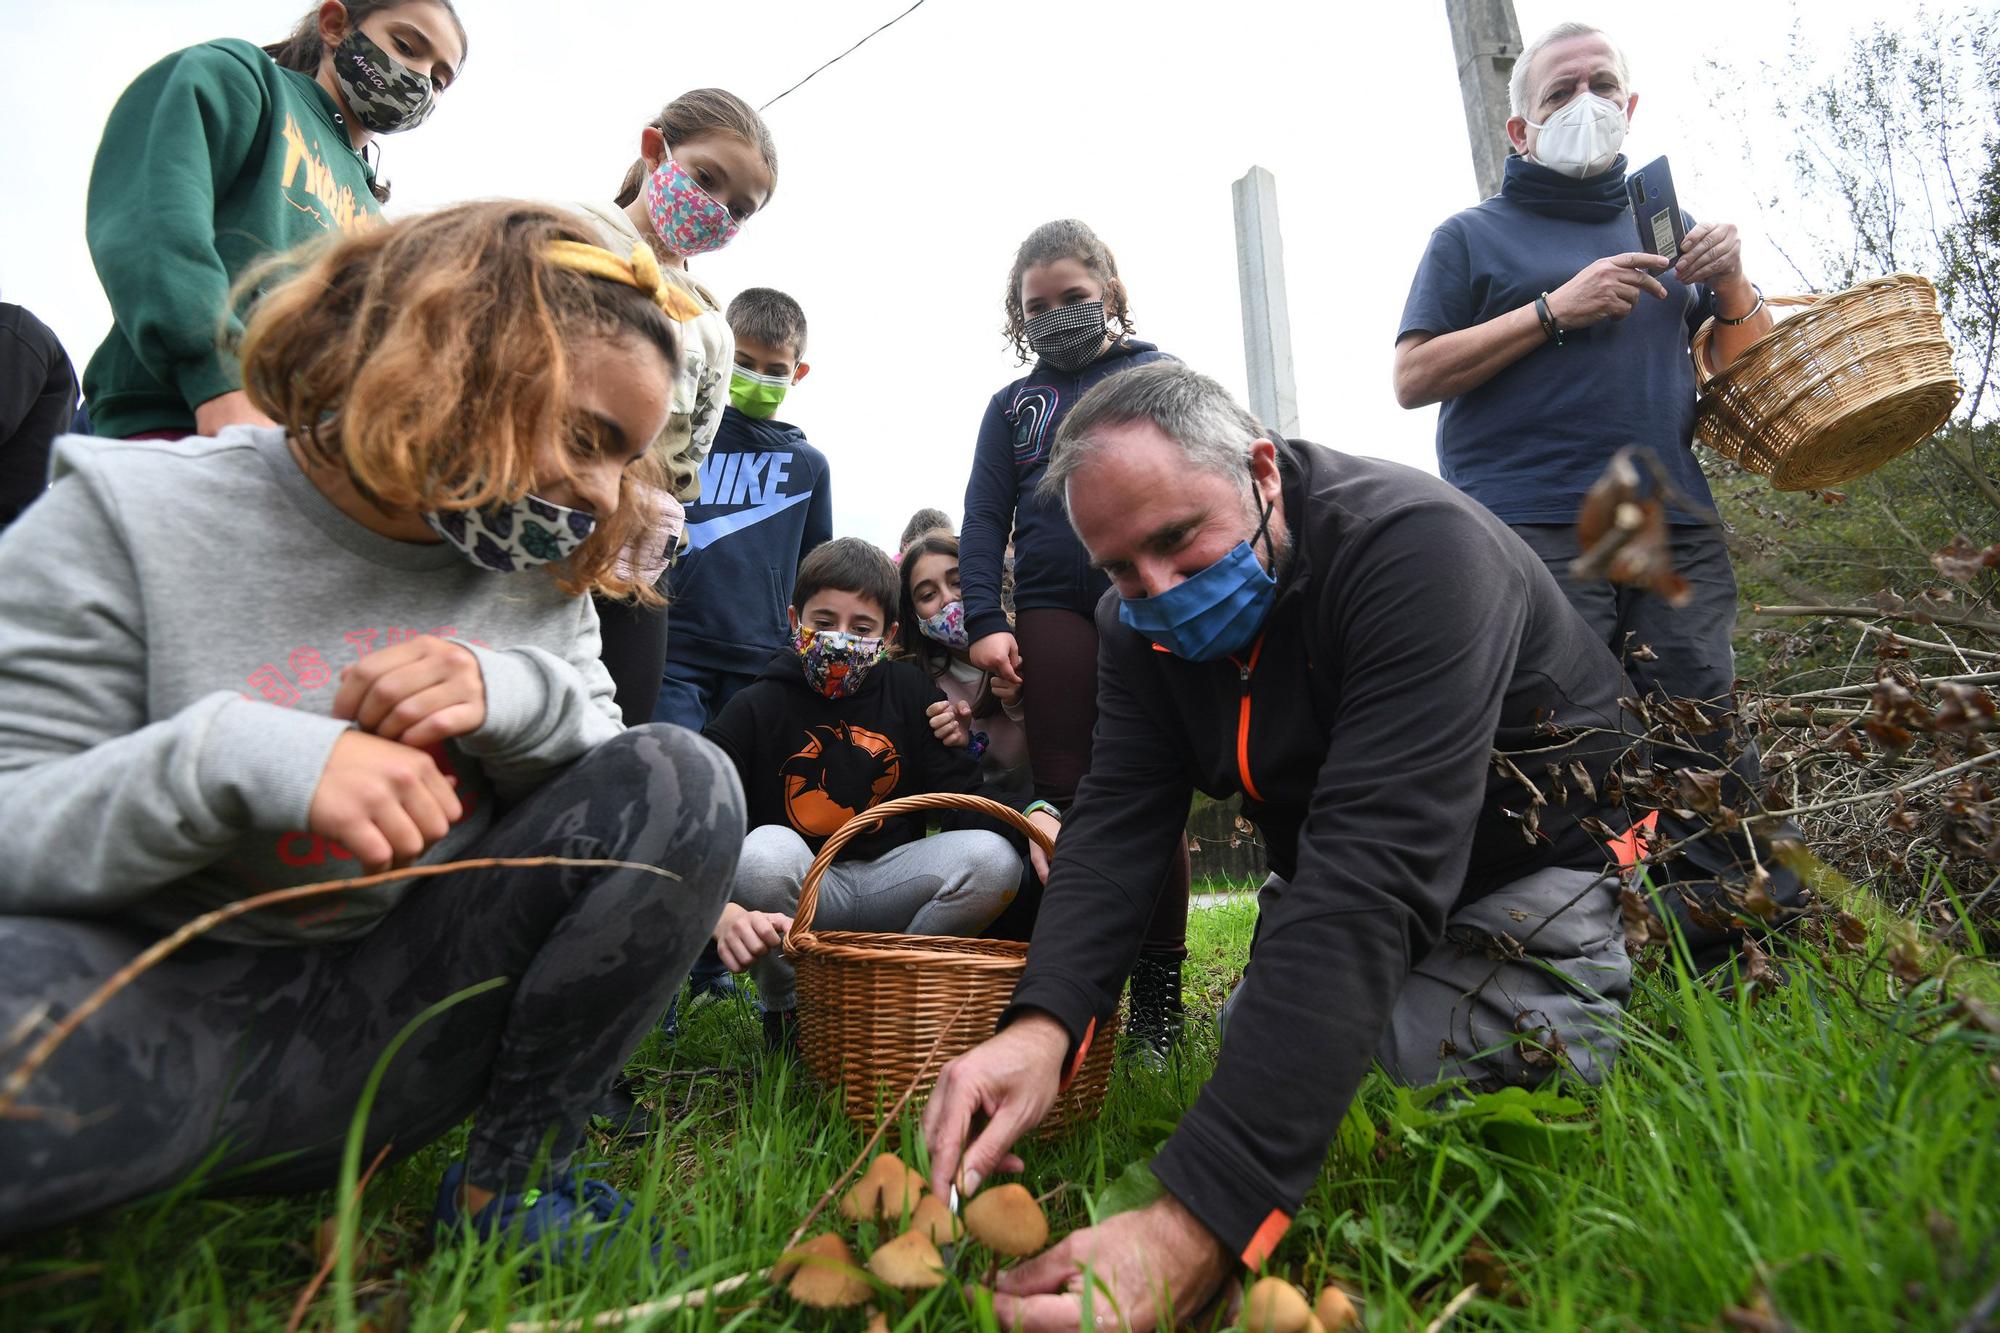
[668,407,832,675]
[959,339,1172,640]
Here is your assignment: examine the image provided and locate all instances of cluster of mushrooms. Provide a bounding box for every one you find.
[774,1153,1048,1321]
[1244,1276,1359,1332]
[776,1153,1361,1330]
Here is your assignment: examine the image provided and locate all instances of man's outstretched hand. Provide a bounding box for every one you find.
[989,1196,1232,1332]
[922,1011,1069,1199]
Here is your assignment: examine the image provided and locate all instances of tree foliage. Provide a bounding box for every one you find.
[1692,8,2000,912]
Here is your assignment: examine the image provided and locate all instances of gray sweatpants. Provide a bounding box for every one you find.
[1225,865,1631,1087]
[730,824,1022,1012]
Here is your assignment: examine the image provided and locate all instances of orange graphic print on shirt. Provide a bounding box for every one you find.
[780,723,901,838]
[278,112,377,234]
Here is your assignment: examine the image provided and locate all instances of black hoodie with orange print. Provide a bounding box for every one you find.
[704,650,1027,862]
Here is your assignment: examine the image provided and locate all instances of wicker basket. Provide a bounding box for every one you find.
[783,793,1118,1134]
[1691,273,1961,490]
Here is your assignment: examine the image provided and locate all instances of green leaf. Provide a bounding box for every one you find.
[1091,1156,1167,1220]
[1335,1095,1378,1164]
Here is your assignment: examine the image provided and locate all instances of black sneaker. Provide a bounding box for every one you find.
[1125,951,1185,1064]
[760,1007,800,1056]
[585,1075,652,1141]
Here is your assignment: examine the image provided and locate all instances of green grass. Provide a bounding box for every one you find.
[4,897,1997,1331]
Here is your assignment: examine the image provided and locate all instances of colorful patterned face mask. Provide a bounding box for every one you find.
[794,624,887,699]
[424,494,596,574]
[729,366,791,419]
[916,599,970,650]
[645,158,740,258]
[331,27,436,135]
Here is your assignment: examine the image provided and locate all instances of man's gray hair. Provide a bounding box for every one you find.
[1509,22,1631,120]
[1038,362,1266,509]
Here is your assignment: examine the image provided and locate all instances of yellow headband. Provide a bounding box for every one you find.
[544,239,705,322]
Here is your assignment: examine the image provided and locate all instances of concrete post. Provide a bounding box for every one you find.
[1231,165,1300,440]
[1446,0,1525,201]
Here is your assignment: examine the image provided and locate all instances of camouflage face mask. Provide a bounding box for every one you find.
[331,27,436,135]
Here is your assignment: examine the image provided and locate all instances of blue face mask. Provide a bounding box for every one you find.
[1116,489,1278,662]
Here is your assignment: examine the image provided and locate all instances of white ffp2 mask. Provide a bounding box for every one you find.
[1526,91,1628,179]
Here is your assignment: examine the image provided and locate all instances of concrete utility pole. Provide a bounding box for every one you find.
[1446,0,1524,200]
[1231,166,1299,440]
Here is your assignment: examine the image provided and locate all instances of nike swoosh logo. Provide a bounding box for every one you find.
[684,491,813,551]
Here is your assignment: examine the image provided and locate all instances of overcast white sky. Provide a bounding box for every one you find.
[0,0,1899,546]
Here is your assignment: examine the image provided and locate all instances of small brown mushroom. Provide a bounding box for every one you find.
[1314,1285,1359,1329]
[1244,1276,1312,1333]
[910,1192,963,1246]
[839,1154,928,1222]
[779,1233,870,1309]
[962,1182,1049,1257]
[867,1228,947,1290]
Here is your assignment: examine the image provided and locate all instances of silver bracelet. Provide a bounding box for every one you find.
[1713,283,1765,326]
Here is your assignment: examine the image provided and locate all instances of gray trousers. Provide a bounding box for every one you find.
[1512,522,1805,968]
[1225,865,1631,1088]
[0,725,744,1240]
[1511,521,1747,777]
[731,824,1022,1012]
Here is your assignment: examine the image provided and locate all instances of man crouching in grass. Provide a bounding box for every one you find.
[924,362,1640,1330]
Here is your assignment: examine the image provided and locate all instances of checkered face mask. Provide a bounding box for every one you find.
[645,157,740,258]
[1024,300,1111,371]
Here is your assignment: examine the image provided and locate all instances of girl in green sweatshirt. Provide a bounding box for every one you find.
[80,0,468,441]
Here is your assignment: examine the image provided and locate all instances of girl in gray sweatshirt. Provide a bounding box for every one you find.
[0,202,743,1263]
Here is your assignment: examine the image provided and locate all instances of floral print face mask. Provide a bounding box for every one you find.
[644,157,740,258]
[916,599,970,650]
[794,624,887,699]
[424,493,596,574]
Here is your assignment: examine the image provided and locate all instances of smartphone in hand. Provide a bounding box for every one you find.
[1627,155,1686,262]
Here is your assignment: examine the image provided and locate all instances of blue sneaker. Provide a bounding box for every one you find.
[434,1162,658,1268]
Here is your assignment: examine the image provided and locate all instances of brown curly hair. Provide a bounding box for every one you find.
[234,200,681,603]
[1002,219,1136,365]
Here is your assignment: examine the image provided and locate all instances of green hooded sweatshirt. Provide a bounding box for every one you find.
[81,38,382,438]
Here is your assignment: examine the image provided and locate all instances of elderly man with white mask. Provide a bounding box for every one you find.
[1394,22,1792,965]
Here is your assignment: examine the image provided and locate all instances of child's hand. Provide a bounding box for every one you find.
[332,636,486,749]
[1026,807,1061,881]
[969,632,1022,685]
[990,673,1023,716]
[308,731,464,873]
[713,902,793,972]
[927,698,973,748]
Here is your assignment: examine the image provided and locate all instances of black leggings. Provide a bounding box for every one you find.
[0,725,743,1240]
[594,590,670,727]
[1016,606,1190,956]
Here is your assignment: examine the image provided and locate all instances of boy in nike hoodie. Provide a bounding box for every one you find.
[703,538,1060,1050]
[655,288,832,729]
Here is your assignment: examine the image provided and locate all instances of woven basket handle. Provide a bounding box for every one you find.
[1691,291,1817,385]
[785,793,1056,943]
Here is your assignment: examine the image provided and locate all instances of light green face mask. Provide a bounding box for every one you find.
[729,366,791,419]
